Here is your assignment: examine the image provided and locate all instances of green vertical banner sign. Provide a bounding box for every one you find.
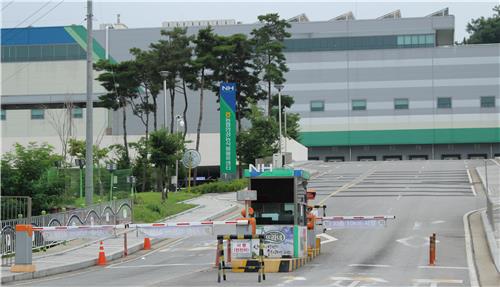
[220,82,237,179]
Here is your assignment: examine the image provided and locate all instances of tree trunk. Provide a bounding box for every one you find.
[169,89,175,134]
[194,71,205,187]
[267,54,272,117]
[152,95,158,131]
[267,79,272,117]
[182,80,188,140]
[159,167,165,201]
[122,107,130,166]
[141,92,150,193]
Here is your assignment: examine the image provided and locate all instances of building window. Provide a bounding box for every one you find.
[394,98,409,110]
[310,100,325,112]
[1,109,5,120]
[352,99,366,111]
[72,107,83,118]
[437,97,452,109]
[481,96,495,108]
[31,109,44,120]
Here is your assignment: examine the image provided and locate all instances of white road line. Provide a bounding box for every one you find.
[107,263,212,269]
[471,185,477,196]
[412,278,463,284]
[463,208,483,287]
[466,169,473,184]
[413,221,422,230]
[418,265,468,270]
[349,263,391,268]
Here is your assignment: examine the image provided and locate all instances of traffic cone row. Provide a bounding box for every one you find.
[97,241,106,266]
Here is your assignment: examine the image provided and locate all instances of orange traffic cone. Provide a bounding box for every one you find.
[143,237,151,250]
[97,241,106,266]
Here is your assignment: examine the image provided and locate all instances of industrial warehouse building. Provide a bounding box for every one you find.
[1,9,499,168]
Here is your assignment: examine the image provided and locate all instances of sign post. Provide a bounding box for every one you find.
[219,82,237,180]
[182,150,201,193]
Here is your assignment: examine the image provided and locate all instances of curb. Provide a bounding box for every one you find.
[463,208,482,287]
[480,210,500,273]
[1,236,146,284]
[1,200,241,283]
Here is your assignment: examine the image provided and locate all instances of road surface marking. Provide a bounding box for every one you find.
[318,233,338,244]
[330,276,388,283]
[396,236,439,248]
[107,263,213,269]
[107,237,185,267]
[466,170,473,184]
[397,194,402,200]
[418,266,468,270]
[412,278,463,286]
[431,220,445,225]
[470,185,477,196]
[463,209,482,287]
[277,276,307,286]
[349,264,391,268]
[413,221,422,230]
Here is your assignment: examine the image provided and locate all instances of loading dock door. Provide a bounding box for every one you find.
[442,154,461,160]
[409,155,428,160]
[383,155,402,161]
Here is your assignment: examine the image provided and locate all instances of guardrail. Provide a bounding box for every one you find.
[1,199,132,267]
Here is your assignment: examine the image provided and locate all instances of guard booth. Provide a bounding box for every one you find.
[243,167,312,259]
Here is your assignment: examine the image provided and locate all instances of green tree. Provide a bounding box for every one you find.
[251,13,291,116]
[148,129,185,201]
[151,28,195,137]
[465,5,500,44]
[68,139,109,198]
[1,143,66,215]
[191,26,218,152]
[211,34,265,131]
[95,59,140,166]
[129,138,152,193]
[237,106,279,166]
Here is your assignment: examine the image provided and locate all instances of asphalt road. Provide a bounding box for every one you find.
[8,160,487,287]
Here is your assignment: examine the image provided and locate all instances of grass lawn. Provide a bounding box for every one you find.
[133,191,200,223]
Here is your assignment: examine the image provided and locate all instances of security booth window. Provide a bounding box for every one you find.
[437,97,452,109]
[352,99,366,111]
[394,98,409,110]
[310,100,325,112]
[31,109,44,120]
[0,109,5,120]
[481,96,495,108]
[250,178,296,225]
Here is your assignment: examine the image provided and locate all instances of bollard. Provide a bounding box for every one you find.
[10,225,36,272]
[433,233,437,263]
[124,233,128,257]
[227,239,231,263]
[429,234,436,266]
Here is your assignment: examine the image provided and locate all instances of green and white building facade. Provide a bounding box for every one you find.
[1,10,499,165]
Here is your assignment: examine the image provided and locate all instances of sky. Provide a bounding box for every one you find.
[1,1,498,41]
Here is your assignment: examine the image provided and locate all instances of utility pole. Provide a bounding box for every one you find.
[85,0,94,206]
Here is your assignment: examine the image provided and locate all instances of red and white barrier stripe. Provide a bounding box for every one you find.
[320,215,396,221]
[31,220,249,231]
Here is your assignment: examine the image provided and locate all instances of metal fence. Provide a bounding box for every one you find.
[1,196,31,221]
[1,198,132,266]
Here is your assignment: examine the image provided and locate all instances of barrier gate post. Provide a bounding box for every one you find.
[10,224,36,272]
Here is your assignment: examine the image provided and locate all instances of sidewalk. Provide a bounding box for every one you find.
[1,192,241,284]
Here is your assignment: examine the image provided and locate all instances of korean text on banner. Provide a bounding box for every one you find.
[219,82,237,176]
[138,225,213,238]
[41,227,114,241]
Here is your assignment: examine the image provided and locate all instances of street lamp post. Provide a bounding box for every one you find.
[174,115,184,191]
[284,107,287,154]
[274,84,284,159]
[160,71,170,130]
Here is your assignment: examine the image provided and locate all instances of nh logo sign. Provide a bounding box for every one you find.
[221,85,235,91]
[249,164,273,173]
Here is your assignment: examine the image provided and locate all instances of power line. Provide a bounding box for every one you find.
[11,1,51,28]
[1,0,15,11]
[29,0,65,27]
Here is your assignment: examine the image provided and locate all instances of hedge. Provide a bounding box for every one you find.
[189,178,248,194]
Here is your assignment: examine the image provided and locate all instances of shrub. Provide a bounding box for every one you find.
[190,178,248,194]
